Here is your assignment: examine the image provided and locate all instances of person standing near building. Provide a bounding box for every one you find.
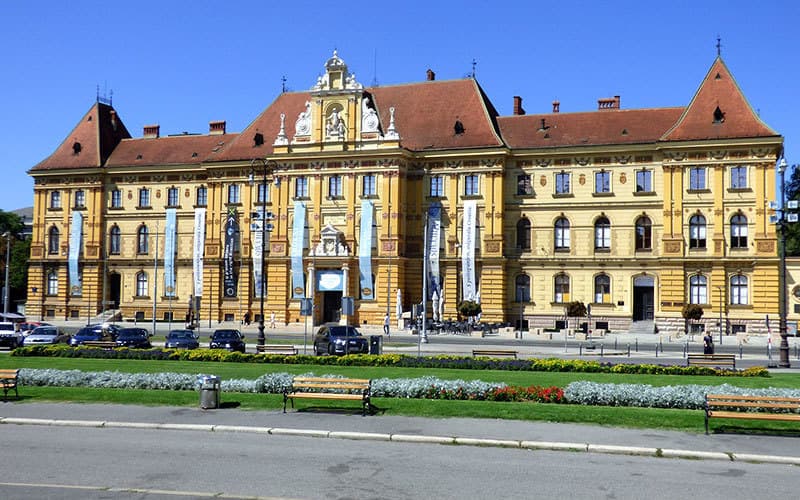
[703,332,714,355]
[383,313,390,337]
[269,311,276,329]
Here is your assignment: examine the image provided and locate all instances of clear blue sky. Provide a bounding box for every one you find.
[2,0,798,211]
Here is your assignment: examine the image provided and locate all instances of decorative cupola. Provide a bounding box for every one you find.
[311,50,363,92]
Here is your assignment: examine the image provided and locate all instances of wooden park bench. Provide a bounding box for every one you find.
[1,369,19,401]
[472,349,518,359]
[256,344,298,355]
[687,353,736,369]
[80,341,119,349]
[705,394,800,434]
[283,376,372,416]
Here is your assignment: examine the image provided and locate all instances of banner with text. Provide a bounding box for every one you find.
[68,211,82,295]
[461,200,477,302]
[291,202,306,299]
[192,208,206,296]
[223,208,238,298]
[427,203,441,298]
[164,208,177,297]
[358,200,374,300]
[252,208,264,298]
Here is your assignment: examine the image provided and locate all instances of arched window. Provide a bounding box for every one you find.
[48,226,60,255]
[516,218,531,251]
[594,274,611,303]
[109,226,121,255]
[515,274,530,302]
[137,225,149,254]
[635,216,652,250]
[47,270,58,295]
[689,215,706,249]
[731,274,748,305]
[689,275,707,304]
[730,214,748,249]
[554,218,570,251]
[135,272,148,297]
[594,216,610,250]
[554,274,570,303]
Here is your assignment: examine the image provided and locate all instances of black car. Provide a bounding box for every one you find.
[69,324,120,346]
[115,328,153,349]
[165,329,199,349]
[209,329,246,353]
[313,325,369,355]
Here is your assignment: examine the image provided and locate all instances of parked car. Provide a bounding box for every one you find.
[115,327,153,349]
[209,329,246,353]
[69,324,120,346]
[22,326,70,346]
[19,322,52,334]
[165,329,199,349]
[0,321,23,349]
[312,325,369,355]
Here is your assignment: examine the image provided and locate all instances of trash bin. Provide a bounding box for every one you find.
[199,375,221,409]
[369,335,383,355]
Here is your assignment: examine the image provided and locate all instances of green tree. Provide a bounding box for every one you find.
[784,165,800,256]
[565,301,586,331]
[682,304,704,336]
[0,210,28,311]
[458,300,482,321]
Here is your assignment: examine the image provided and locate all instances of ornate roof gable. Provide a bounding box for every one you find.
[661,57,778,142]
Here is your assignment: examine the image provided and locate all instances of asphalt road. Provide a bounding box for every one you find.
[2,424,799,500]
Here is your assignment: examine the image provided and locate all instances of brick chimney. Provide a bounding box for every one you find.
[209,120,226,135]
[552,100,560,113]
[426,69,436,81]
[143,124,160,138]
[597,95,621,110]
[513,96,525,115]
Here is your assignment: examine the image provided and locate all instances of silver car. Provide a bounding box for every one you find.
[23,326,69,346]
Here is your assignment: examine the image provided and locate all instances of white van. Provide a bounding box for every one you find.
[0,322,23,349]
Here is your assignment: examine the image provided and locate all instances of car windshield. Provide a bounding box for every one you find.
[168,331,194,339]
[75,328,98,336]
[118,329,147,338]
[31,327,58,336]
[329,326,360,337]
[213,330,239,340]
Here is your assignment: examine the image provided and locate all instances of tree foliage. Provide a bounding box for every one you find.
[458,300,482,319]
[681,304,704,321]
[784,165,800,256]
[0,210,29,308]
[565,301,587,318]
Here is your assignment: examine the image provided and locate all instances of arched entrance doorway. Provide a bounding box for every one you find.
[632,275,655,321]
[109,273,121,309]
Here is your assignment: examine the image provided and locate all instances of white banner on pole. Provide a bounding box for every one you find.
[192,208,206,296]
[461,200,477,302]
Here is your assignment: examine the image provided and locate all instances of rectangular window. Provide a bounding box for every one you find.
[74,190,85,208]
[50,191,62,209]
[227,184,240,204]
[595,171,611,193]
[257,183,269,203]
[430,176,444,197]
[689,167,706,190]
[167,187,179,206]
[328,175,342,198]
[295,177,309,198]
[111,189,122,208]
[730,166,748,189]
[196,186,207,207]
[636,170,652,192]
[138,188,150,208]
[517,174,532,195]
[464,174,479,196]
[555,172,570,194]
[362,175,376,197]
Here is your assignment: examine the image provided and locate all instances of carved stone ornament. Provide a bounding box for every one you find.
[295,101,312,136]
[384,107,399,140]
[274,113,289,146]
[579,174,586,186]
[535,159,552,168]
[619,173,627,184]
[312,224,350,257]
[361,97,380,133]
[539,175,547,187]
[325,107,347,140]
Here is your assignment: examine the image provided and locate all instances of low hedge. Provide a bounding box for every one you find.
[12,345,769,377]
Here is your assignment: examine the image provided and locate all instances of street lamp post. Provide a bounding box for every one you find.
[715,285,724,345]
[778,158,792,368]
[249,158,274,346]
[2,231,11,318]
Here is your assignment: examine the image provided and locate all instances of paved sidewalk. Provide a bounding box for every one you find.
[2,402,799,464]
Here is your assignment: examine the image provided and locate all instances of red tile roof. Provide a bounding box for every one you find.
[105,133,237,167]
[498,107,684,149]
[30,103,131,171]
[661,57,778,141]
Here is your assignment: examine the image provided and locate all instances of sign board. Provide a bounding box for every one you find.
[789,200,799,209]
[300,298,313,316]
[789,214,799,223]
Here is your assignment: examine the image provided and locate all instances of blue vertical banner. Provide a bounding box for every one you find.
[462,200,477,302]
[358,200,374,300]
[427,203,441,298]
[164,208,177,297]
[223,208,238,298]
[68,211,82,295]
[291,202,306,299]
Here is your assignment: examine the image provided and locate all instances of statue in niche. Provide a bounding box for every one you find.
[295,101,312,136]
[326,109,346,138]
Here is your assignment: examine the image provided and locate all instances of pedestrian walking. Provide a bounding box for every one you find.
[383,313,390,336]
[270,311,276,329]
[703,332,714,354]
[244,311,251,326]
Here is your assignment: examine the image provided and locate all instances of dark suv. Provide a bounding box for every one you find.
[69,324,120,346]
[313,325,369,355]
[115,328,152,349]
[209,329,246,353]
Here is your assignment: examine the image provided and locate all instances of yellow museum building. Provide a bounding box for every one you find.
[25,51,784,337]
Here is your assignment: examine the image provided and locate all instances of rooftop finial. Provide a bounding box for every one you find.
[471,58,477,79]
[716,35,722,56]
[281,75,287,94]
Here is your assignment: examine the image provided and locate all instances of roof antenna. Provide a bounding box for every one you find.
[471,58,477,79]
[716,35,722,57]
[371,48,379,87]
[281,75,287,94]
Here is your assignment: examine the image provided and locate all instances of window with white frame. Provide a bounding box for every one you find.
[730,274,748,305]
[554,217,570,251]
[257,182,269,203]
[111,189,122,208]
[109,226,121,255]
[137,225,149,254]
[227,184,240,204]
[47,270,58,295]
[50,191,62,209]
[730,166,748,189]
[295,177,309,198]
[689,275,707,304]
[196,186,208,206]
[138,188,150,208]
[594,216,611,250]
[74,190,86,208]
[135,272,148,297]
[636,169,652,192]
[464,174,479,196]
[516,218,531,251]
[554,274,570,303]
[555,172,570,194]
[689,214,707,249]
[595,171,611,194]
[48,226,60,255]
[515,274,530,302]
[594,274,611,303]
[689,167,706,190]
[167,187,179,207]
[362,174,376,197]
[430,176,444,197]
[635,216,652,250]
[730,214,748,249]
[328,175,342,198]
[517,174,532,195]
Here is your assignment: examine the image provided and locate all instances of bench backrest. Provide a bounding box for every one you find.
[292,377,370,391]
[0,369,19,378]
[689,354,735,359]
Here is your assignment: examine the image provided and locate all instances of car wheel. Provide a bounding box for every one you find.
[327,343,336,356]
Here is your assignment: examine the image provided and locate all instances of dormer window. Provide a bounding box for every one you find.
[713,106,725,123]
[72,142,82,155]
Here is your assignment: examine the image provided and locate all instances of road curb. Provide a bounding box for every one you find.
[4,416,800,464]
